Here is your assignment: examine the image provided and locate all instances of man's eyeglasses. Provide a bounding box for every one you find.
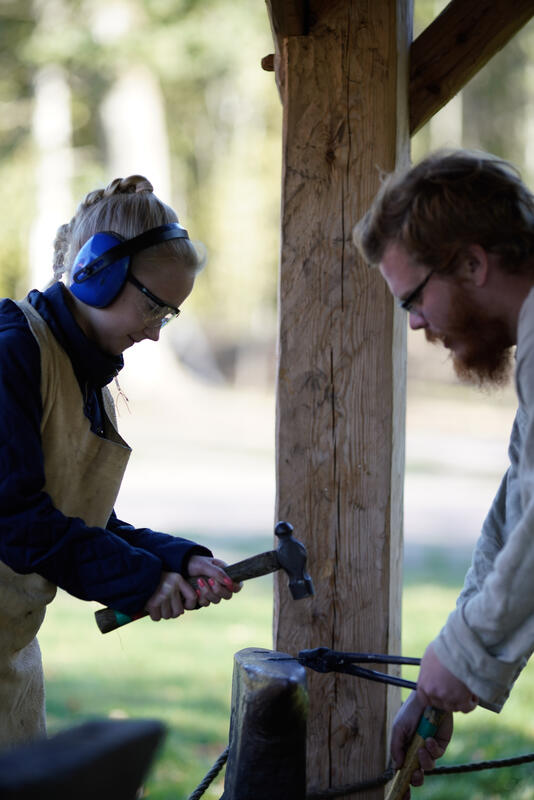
[127,274,181,327]
[399,270,435,312]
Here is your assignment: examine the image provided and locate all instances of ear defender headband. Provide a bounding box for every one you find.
[69,222,189,308]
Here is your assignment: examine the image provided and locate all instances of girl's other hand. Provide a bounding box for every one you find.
[145,571,198,621]
[187,555,242,607]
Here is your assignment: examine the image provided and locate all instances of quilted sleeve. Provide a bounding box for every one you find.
[107,510,213,576]
[0,303,162,616]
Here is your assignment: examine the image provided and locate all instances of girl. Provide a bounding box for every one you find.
[0,175,239,747]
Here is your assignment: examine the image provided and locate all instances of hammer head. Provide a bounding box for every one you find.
[275,521,314,600]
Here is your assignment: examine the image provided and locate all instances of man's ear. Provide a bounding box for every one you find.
[457,244,490,288]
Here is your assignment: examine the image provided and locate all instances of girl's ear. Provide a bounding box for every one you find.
[457,244,490,288]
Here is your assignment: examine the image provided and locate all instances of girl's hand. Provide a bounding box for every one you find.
[145,571,198,621]
[187,555,242,607]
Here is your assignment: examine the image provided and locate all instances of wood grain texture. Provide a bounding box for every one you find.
[410,0,534,134]
[274,0,410,794]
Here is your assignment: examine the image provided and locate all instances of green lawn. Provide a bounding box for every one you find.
[39,547,534,799]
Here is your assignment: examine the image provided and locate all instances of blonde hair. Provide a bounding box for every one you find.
[353,149,534,275]
[53,175,202,283]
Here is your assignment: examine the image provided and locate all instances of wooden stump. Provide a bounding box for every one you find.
[221,647,308,800]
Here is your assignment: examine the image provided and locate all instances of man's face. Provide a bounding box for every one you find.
[379,241,513,387]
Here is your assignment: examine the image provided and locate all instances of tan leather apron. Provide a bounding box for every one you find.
[0,298,131,747]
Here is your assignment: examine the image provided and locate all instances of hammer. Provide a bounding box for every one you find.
[94,520,314,634]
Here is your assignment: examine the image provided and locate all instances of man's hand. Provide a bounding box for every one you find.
[390,691,453,798]
[417,642,479,713]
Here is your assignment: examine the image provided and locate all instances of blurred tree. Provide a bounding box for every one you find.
[0,0,281,347]
[412,0,534,185]
[29,0,74,289]
[1,0,533,356]
[0,0,37,297]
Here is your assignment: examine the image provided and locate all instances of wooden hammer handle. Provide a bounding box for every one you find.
[94,550,280,634]
[224,550,280,583]
[385,706,445,800]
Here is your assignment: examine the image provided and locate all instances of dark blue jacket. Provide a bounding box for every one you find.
[0,282,211,615]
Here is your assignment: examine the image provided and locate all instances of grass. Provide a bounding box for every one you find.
[38,544,534,800]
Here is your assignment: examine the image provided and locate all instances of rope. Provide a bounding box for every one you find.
[186,746,228,800]
[306,752,534,799]
[306,767,396,799]
[428,750,534,775]
[186,746,534,800]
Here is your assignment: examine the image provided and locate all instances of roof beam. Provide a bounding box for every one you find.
[265,0,307,39]
[410,0,534,135]
[264,0,308,96]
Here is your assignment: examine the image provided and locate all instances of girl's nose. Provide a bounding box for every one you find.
[143,323,161,342]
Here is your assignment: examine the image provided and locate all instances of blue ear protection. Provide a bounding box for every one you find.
[69,222,189,308]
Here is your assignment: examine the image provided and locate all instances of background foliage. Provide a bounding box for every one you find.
[3,2,534,798]
[2,1,534,365]
[0,0,281,348]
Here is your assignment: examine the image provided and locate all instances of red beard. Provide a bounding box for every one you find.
[424,285,514,388]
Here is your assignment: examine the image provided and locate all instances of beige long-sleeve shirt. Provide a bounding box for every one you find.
[433,286,534,712]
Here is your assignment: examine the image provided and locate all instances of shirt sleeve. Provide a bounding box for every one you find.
[0,306,188,616]
[106,511,213,575]
[433,333,534,711]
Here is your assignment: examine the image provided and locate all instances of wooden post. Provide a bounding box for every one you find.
[272,0,411,795]
[221,648,308,800]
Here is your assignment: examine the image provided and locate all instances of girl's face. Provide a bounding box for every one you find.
[73,253,195,355]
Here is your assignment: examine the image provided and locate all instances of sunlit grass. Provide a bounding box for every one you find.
[38,552,534,799]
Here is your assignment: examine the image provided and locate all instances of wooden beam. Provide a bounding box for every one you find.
[265,0,307,38]
[274,0,411,793]
[264,0,308,97]
[410,0,534,135]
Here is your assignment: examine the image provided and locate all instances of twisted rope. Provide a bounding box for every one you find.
[428,750,534,775]
[186,746,229,800]
[186,747,534,800]
[306,752,534,799]
[306,767,396,799]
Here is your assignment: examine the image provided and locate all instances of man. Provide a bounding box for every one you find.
[353,149,534,793]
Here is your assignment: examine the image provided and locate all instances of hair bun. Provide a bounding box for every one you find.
[105,175,154,196]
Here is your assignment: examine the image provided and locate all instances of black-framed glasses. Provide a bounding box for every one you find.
[127,274,181,327]
[399,270,435,312]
